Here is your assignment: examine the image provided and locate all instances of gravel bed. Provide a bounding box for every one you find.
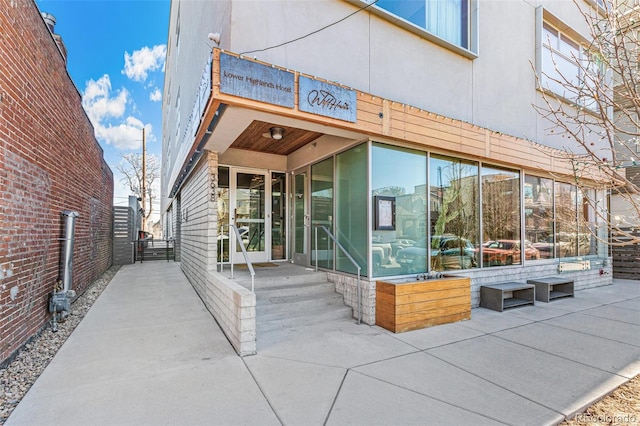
[561,374,640,425]
[0,266,120,425]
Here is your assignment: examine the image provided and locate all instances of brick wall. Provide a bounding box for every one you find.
[0,0,114,364]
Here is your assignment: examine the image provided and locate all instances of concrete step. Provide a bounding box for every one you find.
[255,274,354,332]
[256,281,336,299]
[257,305,354,332]
[236,269,329,289]
[257,293,346,317]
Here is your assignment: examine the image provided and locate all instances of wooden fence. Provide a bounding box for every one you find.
[113,206,134,265]
[611,227,640,280]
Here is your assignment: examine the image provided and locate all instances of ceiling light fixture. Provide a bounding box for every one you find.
[269,127,285,140]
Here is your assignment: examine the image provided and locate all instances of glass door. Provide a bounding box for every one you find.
[231,169,269,263]
[292,170,309,265]
[271,172,286,260]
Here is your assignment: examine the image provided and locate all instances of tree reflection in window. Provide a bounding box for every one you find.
[429,155,479,271]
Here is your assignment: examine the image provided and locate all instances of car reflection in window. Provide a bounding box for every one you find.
[396,235,477,273]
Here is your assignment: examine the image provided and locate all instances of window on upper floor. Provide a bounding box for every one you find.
[175,5,181,58]
[538,16,608,113]
[370,0,477,57]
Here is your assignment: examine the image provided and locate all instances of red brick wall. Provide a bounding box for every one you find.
[0,0,114,364]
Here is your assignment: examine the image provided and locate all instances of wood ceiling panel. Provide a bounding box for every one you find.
[230,120,323,155]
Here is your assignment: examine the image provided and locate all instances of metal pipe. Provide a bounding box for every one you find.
[60,211,79,292]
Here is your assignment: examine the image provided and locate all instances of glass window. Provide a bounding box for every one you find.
[524,175,553,259]
[579,188,598,256]
[217,166,230,262]
[554,182,578,258]
[429,155,479,271]
[482,166,520,266]
[376,0,471,50]
[235,172,266,253]
[311,158,334,269]
[539,20,604,112]
[336,145,368,275]
[271,172,286,260]
[372,143,427,276]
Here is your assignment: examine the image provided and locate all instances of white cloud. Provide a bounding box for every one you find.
[81,75,152,150]
[123,45,166,82]
[82,75,128,124]
[149,88,162,102]
[95,121,151,151]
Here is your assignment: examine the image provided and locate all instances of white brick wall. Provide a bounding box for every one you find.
[179,151,256,356]
[328,272,376,325]
[329,259,613,325]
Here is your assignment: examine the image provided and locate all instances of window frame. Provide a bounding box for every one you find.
[348,0,479,59]
[535,7,608,113]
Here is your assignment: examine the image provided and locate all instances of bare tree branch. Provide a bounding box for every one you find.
[116,153,160,226]
[532,0,640,245]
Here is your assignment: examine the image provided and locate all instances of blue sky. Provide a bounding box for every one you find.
[36,0,170,219]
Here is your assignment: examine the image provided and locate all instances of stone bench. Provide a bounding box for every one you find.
[526,277,574,303]
[480,282,535,312]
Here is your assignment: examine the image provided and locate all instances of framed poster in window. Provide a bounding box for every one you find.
[374,196,395,230]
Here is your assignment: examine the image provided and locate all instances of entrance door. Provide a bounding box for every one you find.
[291,170,309,265]
[230,169,269,263]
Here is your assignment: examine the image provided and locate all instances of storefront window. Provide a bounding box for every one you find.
[580,188,598,256]
[524,175,553,260]
[594,189,608,257]
[555,182,579,258]
[430,155,479,271]
[336,145,368,275]
[482,166,521,266]
[312,158,334,269]
[372,144,427,276]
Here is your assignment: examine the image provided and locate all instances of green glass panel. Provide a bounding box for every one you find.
[312,158,333,269]
[372,143,427,276]
[336,144,368,275]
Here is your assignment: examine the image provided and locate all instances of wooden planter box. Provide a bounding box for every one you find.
[376,276,471,333]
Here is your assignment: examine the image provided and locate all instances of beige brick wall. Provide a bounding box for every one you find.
[329,260,613,327]
[179,151,256,356]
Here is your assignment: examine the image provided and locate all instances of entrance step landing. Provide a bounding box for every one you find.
[226,263,354,332]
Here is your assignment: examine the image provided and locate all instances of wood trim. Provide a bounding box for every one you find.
[205,49,601,183]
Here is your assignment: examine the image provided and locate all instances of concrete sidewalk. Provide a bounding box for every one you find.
[6,262,640,426]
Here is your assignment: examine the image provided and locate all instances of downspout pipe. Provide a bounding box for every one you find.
[60,210,79,292]
[50,211,79,332]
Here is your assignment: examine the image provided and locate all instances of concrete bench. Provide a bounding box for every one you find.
[480,282,535,312]
[526,277,574,303]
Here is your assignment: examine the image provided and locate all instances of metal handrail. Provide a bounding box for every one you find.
[315,225,362,324]
[230,224,255,293]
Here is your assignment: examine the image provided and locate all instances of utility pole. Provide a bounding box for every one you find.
[141,127,146,231]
